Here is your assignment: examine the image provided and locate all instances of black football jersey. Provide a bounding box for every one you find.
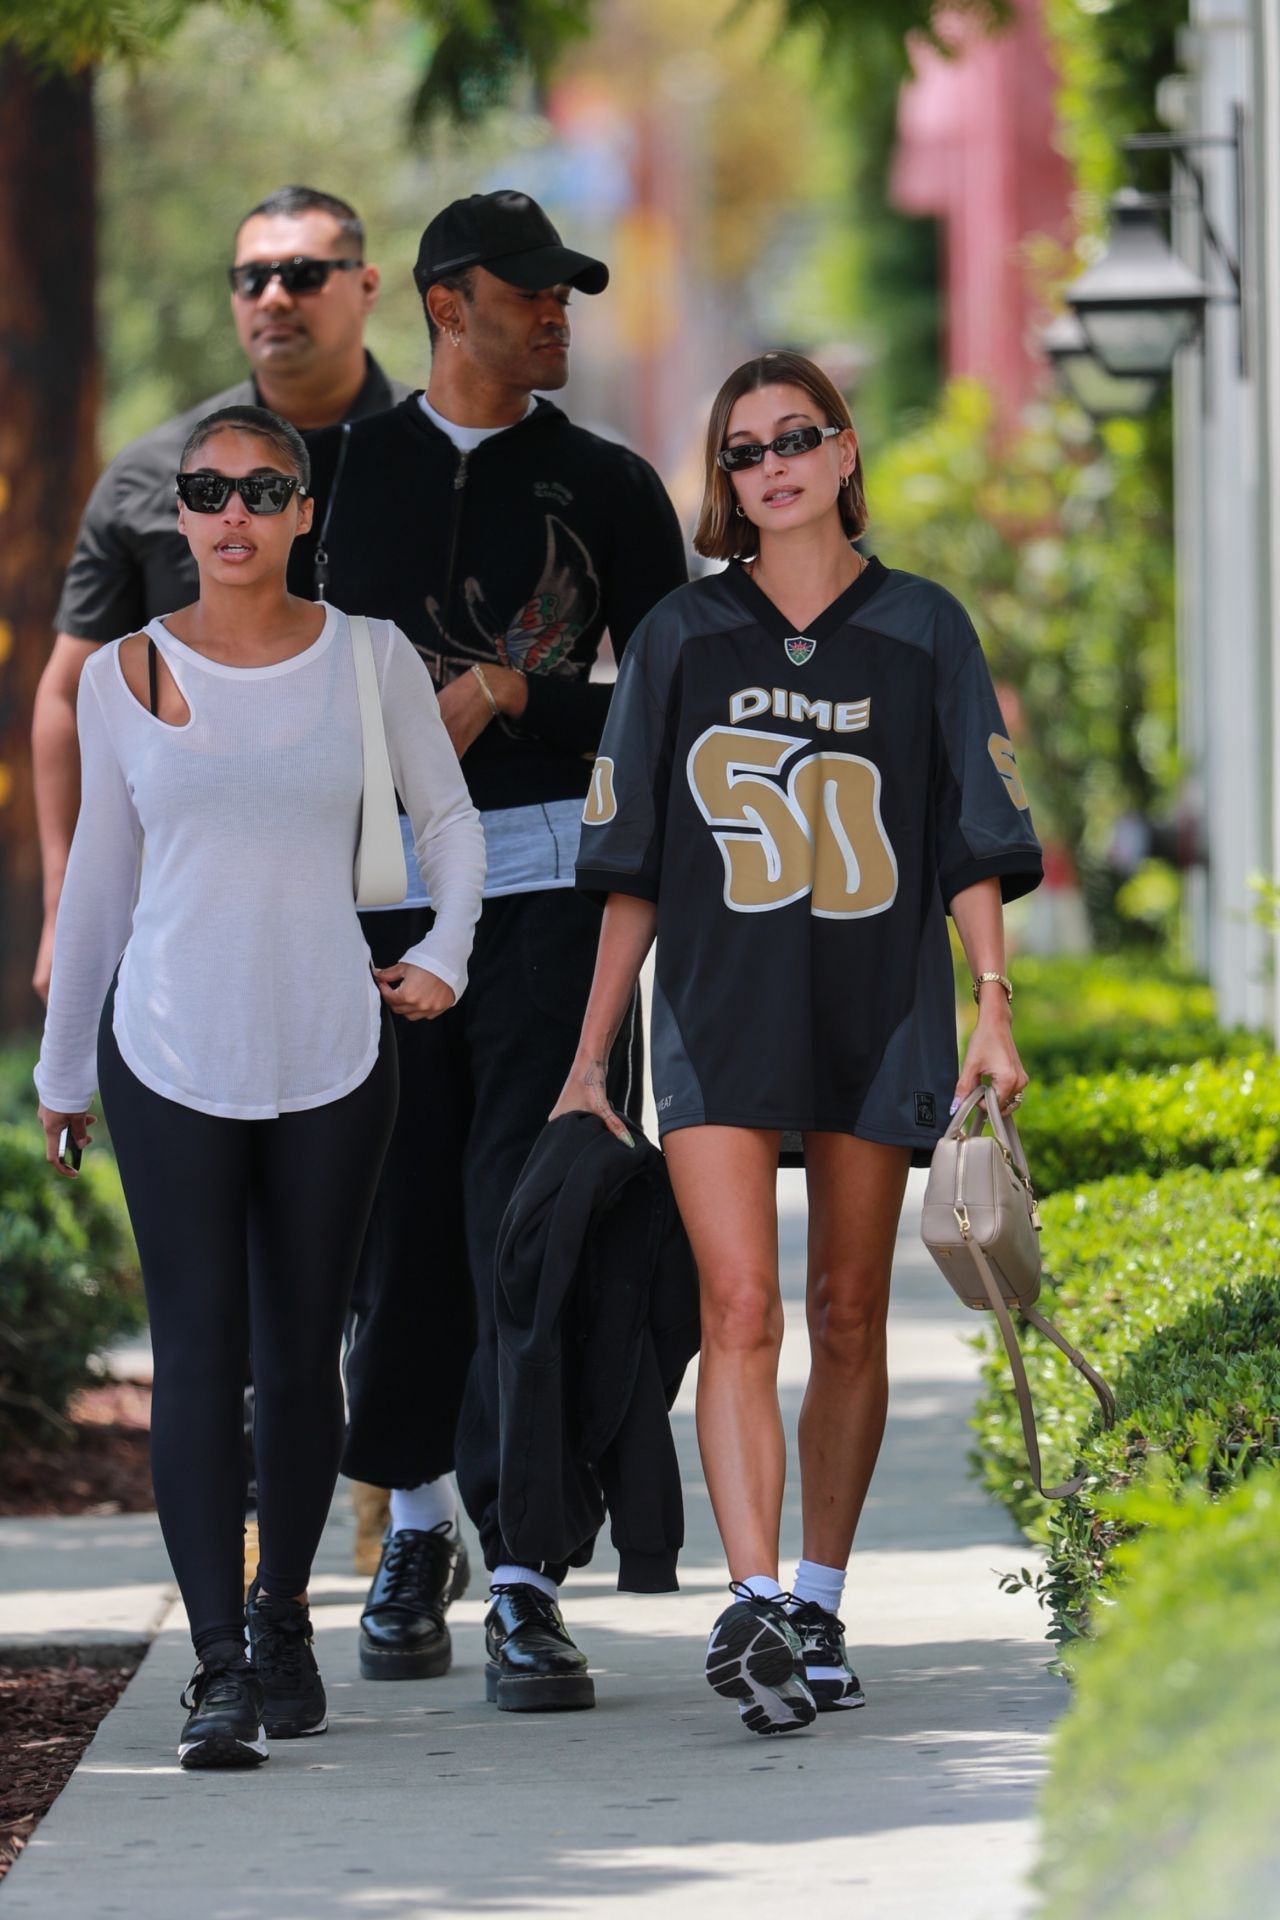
[575,557,1043,1162]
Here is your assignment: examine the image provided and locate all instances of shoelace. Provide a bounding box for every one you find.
[788,1599,847,1653]
[180,1660,256,1712]
[378,1528,451,1613]
[251,1602,312,1684]
[488,1582,562,1630]
[728,1580,797,1612]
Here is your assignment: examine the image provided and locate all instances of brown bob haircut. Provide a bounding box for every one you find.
[693,350,868,563]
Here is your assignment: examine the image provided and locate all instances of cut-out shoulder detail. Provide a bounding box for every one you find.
[119,631,191,727]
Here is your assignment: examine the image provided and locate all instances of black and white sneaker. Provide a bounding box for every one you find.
[178,1660,267,1770]
[705,1586,817,1736]
[245,1580,327,1738]
[789,1600,866,1711]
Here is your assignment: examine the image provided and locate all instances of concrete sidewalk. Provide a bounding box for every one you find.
[3,1172,1063,1918]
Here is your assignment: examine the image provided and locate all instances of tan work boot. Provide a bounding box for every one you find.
[352,1481,391,1576]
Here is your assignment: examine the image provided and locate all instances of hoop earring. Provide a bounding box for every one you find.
[840,473,851,488]
[734,505,745,518]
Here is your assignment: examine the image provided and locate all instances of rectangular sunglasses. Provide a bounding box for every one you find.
[175,472,307,515]
[717,425,841,472]
[227,256,363,299]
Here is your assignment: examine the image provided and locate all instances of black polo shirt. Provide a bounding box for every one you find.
[54,354,407,644]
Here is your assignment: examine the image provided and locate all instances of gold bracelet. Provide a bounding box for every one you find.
[972,971,1013,1006]
[471,663,500,719]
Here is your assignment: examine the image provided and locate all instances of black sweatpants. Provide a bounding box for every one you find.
[98,993,398,1658]
[343,887,639,1575]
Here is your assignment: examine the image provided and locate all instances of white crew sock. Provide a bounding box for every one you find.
[736,1573,784,1603]
[790,1557,846,1615]
[490,1563,559,1602]
[389,1476,457,1537]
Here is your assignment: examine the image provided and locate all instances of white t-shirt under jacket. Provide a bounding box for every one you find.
[35,607,486,1121]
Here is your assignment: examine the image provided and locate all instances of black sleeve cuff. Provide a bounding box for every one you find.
[575,866,660,904]
[616,1547,679,1594]
[942,850,1044,912]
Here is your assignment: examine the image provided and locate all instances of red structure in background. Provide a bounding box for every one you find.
[890,0,1073,424]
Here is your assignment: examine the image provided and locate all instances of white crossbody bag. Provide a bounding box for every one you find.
[349,613,408,910]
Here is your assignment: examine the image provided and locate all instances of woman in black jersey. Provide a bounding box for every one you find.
[554,351,1042,1736]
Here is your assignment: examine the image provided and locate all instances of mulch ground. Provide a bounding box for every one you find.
[0,1383,154,1880]
[0,1382,153,1518]
[0,1661,139,1883]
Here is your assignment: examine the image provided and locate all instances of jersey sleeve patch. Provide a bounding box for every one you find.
[583,756,618,825]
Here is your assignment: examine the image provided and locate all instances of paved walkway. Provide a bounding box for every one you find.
[2,1172,1063,1918]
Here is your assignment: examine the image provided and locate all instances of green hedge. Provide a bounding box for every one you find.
[1013,1053,1280,1195]
[1036,1470,1280,1920]
[0,1124,142,1441]
[1041,1276,1280,1640]
[1000,953,1263,1081]
[0,1036,39,1129]
[972,1167,1280,1538]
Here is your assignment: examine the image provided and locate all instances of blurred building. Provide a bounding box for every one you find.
[891,0,1073,424]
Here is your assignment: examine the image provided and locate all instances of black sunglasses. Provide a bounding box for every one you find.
[175,471,308,515]
[717,425,842,472]
[227,256,363,299]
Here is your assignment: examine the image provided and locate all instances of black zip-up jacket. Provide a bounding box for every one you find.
[494,1113,700,1591]
[289,395,688,813]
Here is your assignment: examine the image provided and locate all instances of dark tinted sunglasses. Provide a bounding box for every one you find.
[227,256,363,299]
[175,471,308,515]
[717,424,842,472]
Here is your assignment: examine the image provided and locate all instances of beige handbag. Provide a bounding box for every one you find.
[349,613,408,910]
[921,1086,1115,1498]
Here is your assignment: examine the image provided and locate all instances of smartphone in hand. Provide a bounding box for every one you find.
[57,1126,83,1173]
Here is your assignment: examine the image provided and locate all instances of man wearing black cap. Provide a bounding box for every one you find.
[291,191,686,1711]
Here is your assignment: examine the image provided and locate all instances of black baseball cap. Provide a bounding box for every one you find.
[413,190,609,297]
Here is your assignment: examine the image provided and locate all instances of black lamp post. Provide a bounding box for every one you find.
[1065,188,1210,378]
[1041,310,1165,419]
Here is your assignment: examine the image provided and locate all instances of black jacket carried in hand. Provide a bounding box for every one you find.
[494,1113,700,1591]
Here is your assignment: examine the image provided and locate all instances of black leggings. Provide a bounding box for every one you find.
[98,993,398,1659]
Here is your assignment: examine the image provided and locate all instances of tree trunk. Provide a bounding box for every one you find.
[0,52,97,1036]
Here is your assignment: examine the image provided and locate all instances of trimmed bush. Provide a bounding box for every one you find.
[1036,1470,1280,1920]
[994,953,1262,1081]
[0,1124,142,1440]
[1013,1053,1280,1194]
[972,1167,1280,1537]
[1030,1276,1280,1643]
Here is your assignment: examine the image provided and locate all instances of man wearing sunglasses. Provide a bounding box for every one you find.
[289,189,687,1714]
[31,184,409,1002]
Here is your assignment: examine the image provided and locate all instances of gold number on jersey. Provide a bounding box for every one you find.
[686,726,899,918]
[583,755,618,825]
[987,733,1029,811]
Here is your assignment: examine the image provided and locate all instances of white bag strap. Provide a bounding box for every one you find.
[349,614,406,909]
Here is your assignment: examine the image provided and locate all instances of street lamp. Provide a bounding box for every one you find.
[1066,189,1210,377]
[1041,310,1165,420]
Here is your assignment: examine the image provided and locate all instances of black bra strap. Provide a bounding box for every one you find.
[147,637,159,716]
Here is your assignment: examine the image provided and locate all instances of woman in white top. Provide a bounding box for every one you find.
[35,404,485,1771]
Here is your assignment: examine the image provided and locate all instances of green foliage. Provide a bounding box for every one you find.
[1036,1470,1280,1919]
[0,1035,39,1129]
[1038,1278,1280,1641]
[0,0,593,123]
[1044,0,1188,215]
[870,381,1176,926]
[1006,953,1263,1082]
[0,1123,142,1440]
[972,1168,1280,1538]
[1014,1054,1280,1196]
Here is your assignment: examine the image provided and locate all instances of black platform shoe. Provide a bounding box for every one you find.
[178,1659,267,1770]
[245,1580,327,1738]
[359,1523,471,1681]
[483,1583,595,1712]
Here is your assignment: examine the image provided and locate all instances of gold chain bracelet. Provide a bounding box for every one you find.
[971,971,1013,1006]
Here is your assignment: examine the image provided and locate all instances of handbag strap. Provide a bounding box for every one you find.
[968,1238,1116,1499]
[313,421,352,603]
[348,611,396,854]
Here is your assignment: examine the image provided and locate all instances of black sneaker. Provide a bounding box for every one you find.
[705,1586,817,1736]
[178,1660,267,1770]
[484,1583,595,1711]
[359,1523,471,1681]
[789,1599,866,1711]
[245,1581,327,1738]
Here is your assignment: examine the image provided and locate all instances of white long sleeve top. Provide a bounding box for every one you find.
[35,608,486,1120]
